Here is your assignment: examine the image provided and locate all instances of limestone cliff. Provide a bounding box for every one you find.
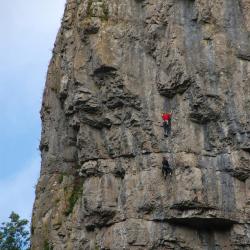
[32,0,250,249]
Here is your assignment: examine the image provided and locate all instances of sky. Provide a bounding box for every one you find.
[0,0,66,223]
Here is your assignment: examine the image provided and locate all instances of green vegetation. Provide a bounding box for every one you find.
[87,0,93,17]
[44,240,53,250]
[102,2,109,21]
[64,179,83,216]
[87,0,109,21]
[0,212,30,250]
[58,173,65,184]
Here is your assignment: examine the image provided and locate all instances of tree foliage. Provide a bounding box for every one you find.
[0,212,30,250]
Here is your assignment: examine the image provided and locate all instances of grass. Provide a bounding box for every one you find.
[58,174,65,184]
[87,0,93,17]
[102,2,109,21]
[95,242,100,250]
[44,240,53,250]
[64,179,83,216]
[86,0,109,21]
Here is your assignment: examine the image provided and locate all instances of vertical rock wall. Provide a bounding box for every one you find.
[32,0,250,249]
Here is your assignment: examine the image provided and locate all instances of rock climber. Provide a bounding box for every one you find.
[161,111,172,137]
[162,156,172,178]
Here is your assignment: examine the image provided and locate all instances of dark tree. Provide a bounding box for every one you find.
[0,212,30,250]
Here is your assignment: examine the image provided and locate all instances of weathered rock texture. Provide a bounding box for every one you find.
[32,0,250,249]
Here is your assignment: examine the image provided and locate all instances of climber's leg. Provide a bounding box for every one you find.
[162,166,166,178]
[163,121,168,137]
[168,167,172,176]
[163,165,169,178]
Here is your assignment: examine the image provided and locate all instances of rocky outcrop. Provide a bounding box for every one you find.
[32,0,250,249]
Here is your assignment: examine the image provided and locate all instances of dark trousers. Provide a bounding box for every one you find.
[162,165,172,178]
[163,121,171,136]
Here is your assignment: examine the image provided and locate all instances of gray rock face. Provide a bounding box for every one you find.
[32,0,250,249]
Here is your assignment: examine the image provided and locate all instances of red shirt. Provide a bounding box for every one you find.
[162,113,171,121]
